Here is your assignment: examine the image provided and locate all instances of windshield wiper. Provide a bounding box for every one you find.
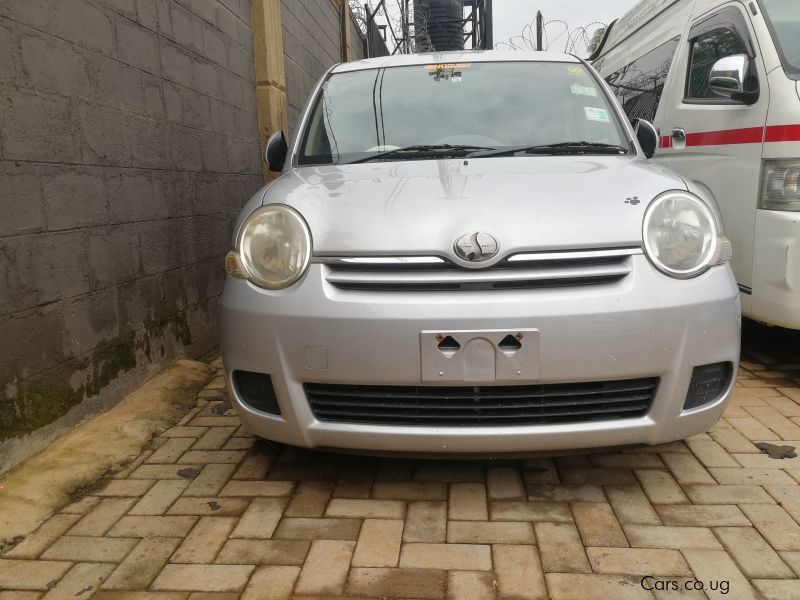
[468,141,628,158]
[346,144,496,164]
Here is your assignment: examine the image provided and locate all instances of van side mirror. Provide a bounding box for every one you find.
[632,119,659,159]
[709,54,759,104]
[265,131,288,172]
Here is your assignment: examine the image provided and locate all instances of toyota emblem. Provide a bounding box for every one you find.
[454,232,499,262]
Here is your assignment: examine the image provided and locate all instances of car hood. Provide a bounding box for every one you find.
[251,156,687,258]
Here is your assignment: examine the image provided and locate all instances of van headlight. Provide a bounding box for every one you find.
[643,191,730,279]
[226,204,312,289]
[760,159,800,211]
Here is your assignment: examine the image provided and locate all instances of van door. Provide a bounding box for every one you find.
[662,0,770,298]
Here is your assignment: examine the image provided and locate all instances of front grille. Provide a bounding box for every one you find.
[305,377,658,427]
[317,248,639,292]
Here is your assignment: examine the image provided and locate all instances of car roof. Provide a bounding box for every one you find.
[332,50,581,74]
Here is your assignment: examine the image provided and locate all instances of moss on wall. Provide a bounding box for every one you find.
[81,334,138,398]
[0,305,211,443]
[1,375,83,441]
[145,311,193,347]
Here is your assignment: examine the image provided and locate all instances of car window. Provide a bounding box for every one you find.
[686,28,750,99]
[605,38,679,123]
[298,61,627,165]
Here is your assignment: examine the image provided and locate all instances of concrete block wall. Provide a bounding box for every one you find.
[0,0,263,470]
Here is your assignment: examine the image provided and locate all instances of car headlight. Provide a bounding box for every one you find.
[226,204,311,289]
[760,159,800,211]
[643,191,730,279]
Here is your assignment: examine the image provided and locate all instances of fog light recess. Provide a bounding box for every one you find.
[683,362,733,410]
[233,370,281,415]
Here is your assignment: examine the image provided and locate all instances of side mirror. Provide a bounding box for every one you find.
[265,131,288,172]
[709,54,758,104]
[709,54,747,97]
[632,119,659,159]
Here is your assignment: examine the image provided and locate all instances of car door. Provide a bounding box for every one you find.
[662,0,770,296]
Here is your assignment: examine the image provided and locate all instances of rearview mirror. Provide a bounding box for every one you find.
[632,119,659,159]
[709,54,758,104]
[265,131,288,172]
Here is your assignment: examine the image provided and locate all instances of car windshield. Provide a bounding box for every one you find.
[761,0,800,75]
[298,61,629,165]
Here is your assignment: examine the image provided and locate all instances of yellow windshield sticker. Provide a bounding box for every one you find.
[426,63,473,70]
[567,66,584,76]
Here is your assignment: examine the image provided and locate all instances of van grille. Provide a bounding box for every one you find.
[305,377,658,427]
[317,248,639,292]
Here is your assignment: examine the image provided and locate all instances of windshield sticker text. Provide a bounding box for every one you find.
[428,70,463,82]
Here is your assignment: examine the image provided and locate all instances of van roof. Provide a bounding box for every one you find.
[331,50,581,74]
[591,0,684,59]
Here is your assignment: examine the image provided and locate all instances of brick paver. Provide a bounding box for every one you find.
[3,342,800,599]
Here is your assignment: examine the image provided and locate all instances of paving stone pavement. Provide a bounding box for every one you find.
[3,331,800,599]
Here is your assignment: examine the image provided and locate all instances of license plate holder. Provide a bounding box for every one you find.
[420,329,540,383]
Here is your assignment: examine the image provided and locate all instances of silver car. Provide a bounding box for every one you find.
[221,51,740,455]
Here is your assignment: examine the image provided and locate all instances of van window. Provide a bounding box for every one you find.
[686,29,750,99]
[760,0,800,77]
[605,38,679,123]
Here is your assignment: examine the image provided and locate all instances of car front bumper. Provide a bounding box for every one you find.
[221,256,740,455]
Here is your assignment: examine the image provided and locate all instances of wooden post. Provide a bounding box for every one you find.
[251,0,288,180]
[342,0,352,62]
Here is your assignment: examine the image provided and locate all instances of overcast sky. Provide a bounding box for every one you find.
[371,0,642,57]
[491,0,640,55]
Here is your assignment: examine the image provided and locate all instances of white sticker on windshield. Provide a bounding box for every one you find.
[584,107,610,123]
[571,84,597,97]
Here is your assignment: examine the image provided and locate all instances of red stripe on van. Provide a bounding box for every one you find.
[765,125,800,143]
[685,127,765,146]
[657,124,800,149]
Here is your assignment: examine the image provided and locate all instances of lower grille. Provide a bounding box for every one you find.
[305,378,658,427]
[684,362,733,410]
[233,371,281,415]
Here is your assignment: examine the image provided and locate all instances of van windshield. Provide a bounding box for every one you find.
[298,61,628,165]
[761,0,800,76]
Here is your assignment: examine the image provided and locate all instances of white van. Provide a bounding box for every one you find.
[591,0,799,329]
